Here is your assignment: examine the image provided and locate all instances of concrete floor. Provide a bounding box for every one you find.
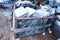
[0,8,14,40]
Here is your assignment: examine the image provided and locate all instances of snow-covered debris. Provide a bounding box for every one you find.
[15,1,33,9]
[14,4,36,17]
[14,7,28,17]
[35,9,50,17]
[32,5,52,17]
[40,5,55,16]
[14,4,55,17]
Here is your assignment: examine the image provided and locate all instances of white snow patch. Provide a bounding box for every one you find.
[56,0,60,3]
[56,6,60,13]
[50,8,55,15]
[36,9,50,17]
[55,20,60,26]
[16,38,20,40]
[0,0,9,3]
[43,33,45,35]
[58,15,60,20]
[15,1,32,5]
[0,0,3,2]
[58,39,60,40]
[14,7,28,17]
[25,7,36,16]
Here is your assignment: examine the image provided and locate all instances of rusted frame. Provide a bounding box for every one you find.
[14,24,52,33]
[15,16,57,20]
[14,16,57,38]
[15,16,57,33]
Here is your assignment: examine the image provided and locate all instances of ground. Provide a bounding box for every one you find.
[0,7,14,40]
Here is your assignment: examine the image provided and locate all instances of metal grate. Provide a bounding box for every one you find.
[14,13,56,38]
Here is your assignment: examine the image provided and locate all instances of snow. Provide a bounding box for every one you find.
[40,5,51,10]
[0,0,3,2]
[16,38,20,40]
[49,0,54,1]
[14,6,50,17]
[25,7,36,16]
[50,8,55,15]
[58,39,60,40]
[14,4,55,17]
[14,6,36,17]
[14,6,53,17]
[56,6,60,13]
[14,7,28,17]
[56,0,60,3]
[57,15,60,20]
[55,20,60,26]
[20,1,32,4]
[40,5,55,16]
[35,5,55,17]
[0,0,9,3]
[15,1,32,5]
[36,8,50,17]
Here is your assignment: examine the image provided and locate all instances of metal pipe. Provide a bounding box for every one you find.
[16,16,57,20]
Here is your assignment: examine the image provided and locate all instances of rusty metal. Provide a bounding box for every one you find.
[15,16,57,20]
[15,16,57,38]
[14,24,52,33]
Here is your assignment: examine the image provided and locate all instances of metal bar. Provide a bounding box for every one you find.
[15,16,57,20]
[31,20,38,27]
[22,20,31,28]
[14,24,52,33]
[28,20,38,34]
[28,20,37,27]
